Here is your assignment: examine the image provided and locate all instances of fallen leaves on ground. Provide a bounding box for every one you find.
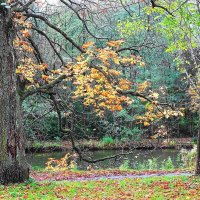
[0,174,200,200]
[31,169,190,181]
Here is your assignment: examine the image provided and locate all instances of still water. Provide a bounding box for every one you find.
[27,149,182,170]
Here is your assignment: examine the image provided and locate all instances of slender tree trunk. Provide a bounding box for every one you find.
[0,8,29,184]
[195,110,200,175]
[195,48,200,174]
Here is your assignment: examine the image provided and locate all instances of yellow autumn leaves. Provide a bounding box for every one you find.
[73,67,131,114]
[46,153,77,171]
[72,40,145,115]
[16,58,49,83]
[15,39,151,118]
[15,37,185,125]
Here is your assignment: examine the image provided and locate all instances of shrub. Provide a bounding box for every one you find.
[162,157,175,170]
[119,159,130,170]
[180,145,197,169]
[45,153,77,171]
[102,136,115,147]
[147,158,158,170]
[192,137,198,144]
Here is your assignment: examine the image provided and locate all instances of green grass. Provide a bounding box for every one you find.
[1,175,200,199]
[27,141,63,149]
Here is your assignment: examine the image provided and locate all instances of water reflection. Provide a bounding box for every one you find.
[27,149,182,170]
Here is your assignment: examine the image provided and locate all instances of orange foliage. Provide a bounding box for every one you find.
[45,153,77,171]
[13,14,180,124]
[72,41,146,114]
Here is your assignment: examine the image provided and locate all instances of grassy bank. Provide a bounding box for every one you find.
[26,138,194,153]
[1,174,199,199]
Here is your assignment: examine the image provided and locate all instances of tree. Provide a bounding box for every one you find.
[118,0,200,173]
[0,0,141,184]
[0,3,30,184]
[0,0,186,184]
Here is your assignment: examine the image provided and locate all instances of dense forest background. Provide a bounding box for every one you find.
[22,0,198,143]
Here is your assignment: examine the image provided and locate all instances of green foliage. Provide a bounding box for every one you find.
[192,137,198,144]
[147,158,159,170]
[122,127,142,142]
[162,157,175,170]
[135,157,175,170]
[116,0,199,139]
[22,0,198,143]
[23,96,61,140]
[118,14,146,37]
[28,141,61,149]
[31,166,44,171]
[24,177,36,186]
[102,136,115,147]
[119,159,130,170]
[180,146,197,169]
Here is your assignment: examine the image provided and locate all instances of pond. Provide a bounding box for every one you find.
[27,149,183,170]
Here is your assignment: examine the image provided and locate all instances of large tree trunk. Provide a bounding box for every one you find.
[0,8,29,184]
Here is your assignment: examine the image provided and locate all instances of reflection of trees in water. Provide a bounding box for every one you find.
[28,149,181,170]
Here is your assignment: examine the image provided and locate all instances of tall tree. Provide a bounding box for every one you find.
[0,0,186,184]
[118,0,200,173]
[0,3,29,184]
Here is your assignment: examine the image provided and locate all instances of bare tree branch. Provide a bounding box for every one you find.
[24,12,85,53]
[150,0,174,16]
[31,26,64,65]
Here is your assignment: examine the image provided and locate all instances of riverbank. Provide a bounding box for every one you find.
[31,169,192,182]
[1,169,199,199]
[26,138,194,153]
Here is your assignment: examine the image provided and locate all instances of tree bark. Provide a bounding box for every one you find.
[0,8,29,184]
[195,49,200,175]
[195,109,200,175]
